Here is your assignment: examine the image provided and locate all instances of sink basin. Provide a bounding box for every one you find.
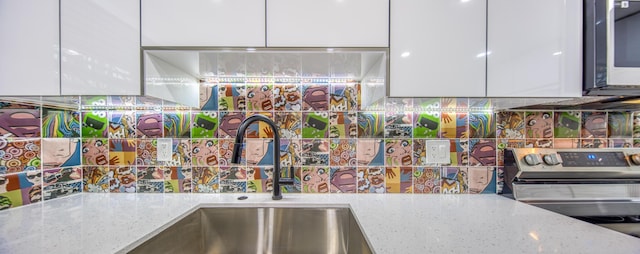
[128,207,373,254]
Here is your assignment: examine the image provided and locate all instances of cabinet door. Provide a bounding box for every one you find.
[390,0,487,97]
[487,0,582,97]
[61,0,140,95]
[142,0,265,47]
[0,0,60,96]
[267,0,388,47]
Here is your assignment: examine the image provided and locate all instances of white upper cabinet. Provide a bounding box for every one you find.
[61,0,141,95]
[0,0,60,96]
[390,0,487,97]
[267,0,389,47]
[487,0,582,97]
[142,0,265,47]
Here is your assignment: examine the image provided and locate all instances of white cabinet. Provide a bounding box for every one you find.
[390,0,487,97]
[61,0,140,95]
[267,0,389,47]
[487,0,582,97]
[0,0,60,96]
[141,0,265,47]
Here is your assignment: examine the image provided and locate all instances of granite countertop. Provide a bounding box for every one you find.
[1,193,639,254]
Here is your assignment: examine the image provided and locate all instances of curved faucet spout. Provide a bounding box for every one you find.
[230,114,292,200]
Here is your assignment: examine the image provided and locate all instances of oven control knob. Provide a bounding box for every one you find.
[524,154,542,166]
[630,154,640,165]
[543,154,562,165]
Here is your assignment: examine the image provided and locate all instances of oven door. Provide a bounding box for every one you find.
[607,0,640,85]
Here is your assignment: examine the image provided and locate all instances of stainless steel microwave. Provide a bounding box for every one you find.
[584,0,640,95]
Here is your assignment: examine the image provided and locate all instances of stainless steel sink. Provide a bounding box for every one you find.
[128,207,373,254]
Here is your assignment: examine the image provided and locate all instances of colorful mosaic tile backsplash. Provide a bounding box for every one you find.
[0,83,638,210]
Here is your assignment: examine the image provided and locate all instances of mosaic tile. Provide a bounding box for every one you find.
[300,139,329,166]
[136,139,157,166]
[273,84,302,111]
[108,111,136,138]
[163,139,191,167]
[608,138,633,148]
[245,138,275,166]
[525,139,553,148]
[109,166,136,193]
[329,83,358,111]
[218,139,240,166]
[301,166,329,193]
[0,172,37,208]
[301,84,329,111]
[451,139,469,166]
[41,108,81,138]
[218,84,247,111]
[191,139,218,166]
[385,167,412,193]
[608,112,633,138]
[470,111,496,138]
[108,139,136,166]
[245,112,275,138]
[164,167,192,193]
[468,167,496,194]
[329,167,356,193]
[413,111,440,138]
[107,96,136,107]
[414,98,441,110]
[356,139,384,166]
[279,139,301,167]
[384,112,412,138]
[219,166,245,193]
[469,139,497,166]
[136,166,164,193]
[441,98,468,109]
[357,112,384,138]
[413,139,427,166]
[81,138,109,166]
[280,166,301,193]
[82,111,108,138]
[385,98,413,111]
[328,112,357,138]
[81,96,107,107]
[218,112,245,138]
[199,82,218,111]
[441,167,468,194]
[135,111,163,138]
[191,111,218,138]
[496,167,505,194]
[554,111,581,138]
[275,112,302,139]
[42,138,80,169]
[0,108,41,138]
[0,138,41,174]
[163,111,191,138]
[413,167,440,194]
[553,138,581,148]
[497,111,525,139]
[302,112,329,138]
[43,167,82,200]
[246,166,273,193]
[357,167,385,193]
[83,166,109,193]
[524,112,553,138]
[384,139,412,166]
[246,83,274,111]
[441,112,468,138]
[581,138,608,148]
[330,139,356,166]
[582,112,607,138]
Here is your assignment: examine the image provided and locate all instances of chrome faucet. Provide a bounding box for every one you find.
[231,114,294,200]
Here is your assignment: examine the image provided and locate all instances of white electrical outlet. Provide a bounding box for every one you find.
[157,138,173,162]
[426,140,450,164]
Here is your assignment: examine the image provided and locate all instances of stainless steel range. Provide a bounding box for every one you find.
[503,148,640,237]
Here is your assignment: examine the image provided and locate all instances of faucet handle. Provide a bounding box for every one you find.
[279,166,295,185]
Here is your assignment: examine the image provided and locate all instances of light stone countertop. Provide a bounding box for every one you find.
[1,193,639,254]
